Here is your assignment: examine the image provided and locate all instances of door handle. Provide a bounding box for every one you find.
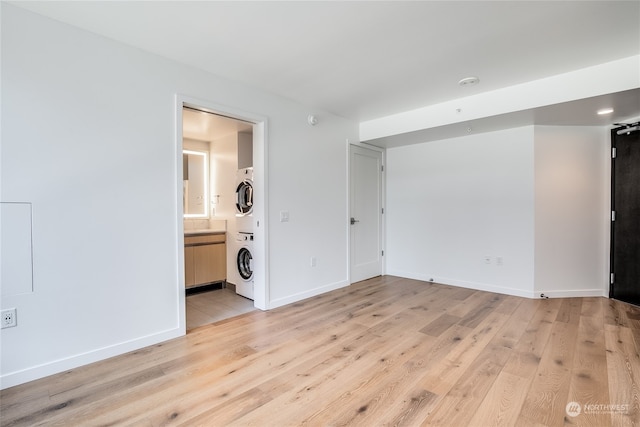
[350,217,360,225]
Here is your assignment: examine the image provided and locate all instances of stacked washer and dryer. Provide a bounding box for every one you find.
[229,167,254,299]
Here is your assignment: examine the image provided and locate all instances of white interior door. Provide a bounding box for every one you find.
[350,144,383,283]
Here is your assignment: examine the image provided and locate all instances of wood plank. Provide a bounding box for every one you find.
[458,292,507,328]
[87,324,370,426]
[580,296,604,318]
[565,303,611,427]
[502,298,562,379]
[445,290,495,318]
[229,347,383,426]
[604,323,640,426]
[423,343,512,426]
[255,332,432,426]
[555,297,583,324]
[516,319,579,426]
[492,298,537,350]
[418,310,509,395]
[419,313,462,337]
[301,322,471,426]
[1,278,636,427]
[468,371,532,426]
[604,298,631,328]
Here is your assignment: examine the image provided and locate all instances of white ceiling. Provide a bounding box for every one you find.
[12,1,640,132]
[183,107,253,142]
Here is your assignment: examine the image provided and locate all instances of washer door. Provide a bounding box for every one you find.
[237,247,253,281]
[235,179,253,216]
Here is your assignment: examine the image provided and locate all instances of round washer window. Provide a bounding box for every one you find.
[237,247,253,280]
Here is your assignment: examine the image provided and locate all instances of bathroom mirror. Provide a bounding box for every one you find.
[183,150,208,218]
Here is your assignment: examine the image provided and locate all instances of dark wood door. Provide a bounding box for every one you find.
[611,125,640,306]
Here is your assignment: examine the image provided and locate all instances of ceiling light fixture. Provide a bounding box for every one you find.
[597,108,614,115]
[458,76,479,87]
[307,114,318,126]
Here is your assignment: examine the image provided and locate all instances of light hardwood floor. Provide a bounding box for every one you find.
[2,276,639,426]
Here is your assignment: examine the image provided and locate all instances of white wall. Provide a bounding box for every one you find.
[210,133,240,281]
[534,126,609,297]
[268,118,352,305]
[386,125,610,299]
[386,127,536,297]
[0,4,357,388]
[210,134,238,220]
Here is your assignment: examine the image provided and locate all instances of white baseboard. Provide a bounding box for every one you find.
[268,279,349,309]
[535,289,608,298]
[387,270,536,298]
[439,277,536,298]
[387,270,608,299]
[1,327,183,390]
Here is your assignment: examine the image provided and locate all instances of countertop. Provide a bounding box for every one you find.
[184,229,226,236]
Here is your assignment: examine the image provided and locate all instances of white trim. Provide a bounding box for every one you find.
[268,279,349,309]
[174,96,187,336]
[606,119,640,301]
[387,270,609,299]
[387,270,536,299]
[356,140,385,153]
[345,140,351,284]
[0,328,182,389]
[604,127,613,298]
[534,289,608,299]
[175,94,269,315]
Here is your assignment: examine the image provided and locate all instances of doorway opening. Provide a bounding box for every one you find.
[176,96,268,332]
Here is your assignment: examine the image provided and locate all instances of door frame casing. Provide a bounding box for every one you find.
[609,127,617,298]
[175,94,269,335]
[348,141,386,284]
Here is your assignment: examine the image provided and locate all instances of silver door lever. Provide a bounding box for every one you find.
[350,217,360,225]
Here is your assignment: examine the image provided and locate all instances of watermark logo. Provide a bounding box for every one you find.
[566,401,629,417]
[566,401,581,417]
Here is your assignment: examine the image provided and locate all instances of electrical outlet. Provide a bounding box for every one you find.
[310,257,317,267]
[1,308,17,329]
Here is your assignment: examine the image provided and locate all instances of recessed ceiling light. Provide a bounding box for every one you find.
[458,76,480,87]
[597,108,614,115]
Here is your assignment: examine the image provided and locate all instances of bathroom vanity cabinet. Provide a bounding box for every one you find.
[184,232,226,288]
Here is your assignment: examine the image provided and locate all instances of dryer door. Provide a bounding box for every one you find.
[235,180,253,216]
